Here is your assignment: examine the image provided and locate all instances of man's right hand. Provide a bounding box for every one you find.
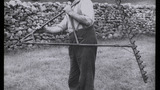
[35,25,46,33]
[35,25,42,30]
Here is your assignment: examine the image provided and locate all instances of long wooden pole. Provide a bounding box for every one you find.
[23,42,133,47]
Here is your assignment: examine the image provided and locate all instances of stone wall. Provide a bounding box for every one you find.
[4,0,155,50]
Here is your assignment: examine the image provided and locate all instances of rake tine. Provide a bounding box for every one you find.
[144,79,148,83]
[130,40,135,45]
[139,64,146,70]
[141,70,147,75]
[138,60,143,65]
[130,33,137,40]
[141,69,148,83]
[142,74,148,83]
[132,45,137,49]
[130,35,134,40]
[143,75,148,81]
[137,55,141,60]
[135,50,140,55]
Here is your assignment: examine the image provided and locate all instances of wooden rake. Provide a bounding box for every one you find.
[19,0,148,83]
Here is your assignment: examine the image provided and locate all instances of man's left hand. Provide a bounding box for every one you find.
[63,5,73,14]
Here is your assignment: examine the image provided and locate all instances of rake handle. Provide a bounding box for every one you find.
[20,1,80,42]
[20,11,65,42]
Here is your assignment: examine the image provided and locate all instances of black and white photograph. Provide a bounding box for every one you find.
[4,0,155,90]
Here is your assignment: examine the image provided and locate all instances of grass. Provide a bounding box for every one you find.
[4,35,155,90]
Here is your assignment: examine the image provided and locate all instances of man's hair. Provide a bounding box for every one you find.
[68,0,74,2]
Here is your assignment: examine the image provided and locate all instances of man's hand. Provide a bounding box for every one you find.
[34,25,46,33]
[35,25,42,30]
[63,5,73,14]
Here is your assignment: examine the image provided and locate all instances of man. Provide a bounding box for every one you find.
[37,0,97,90]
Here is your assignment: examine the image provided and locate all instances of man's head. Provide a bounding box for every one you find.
[68,0,74,2]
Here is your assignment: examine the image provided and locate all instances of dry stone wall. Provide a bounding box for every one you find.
[4,0,155,50]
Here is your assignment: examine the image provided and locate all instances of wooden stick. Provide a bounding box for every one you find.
[23,42,133,47]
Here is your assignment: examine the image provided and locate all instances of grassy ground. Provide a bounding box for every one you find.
[4,35,155,90]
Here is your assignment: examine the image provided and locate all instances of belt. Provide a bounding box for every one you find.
[68,29,79,34]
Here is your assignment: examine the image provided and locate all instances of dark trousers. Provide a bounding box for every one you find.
[68,26,97,90]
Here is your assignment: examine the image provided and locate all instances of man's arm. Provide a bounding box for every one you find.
[67,11,93,26]
[36,16,68,34]
[45,15,68,33]
[43,26,63,34]
[35,26,62,34]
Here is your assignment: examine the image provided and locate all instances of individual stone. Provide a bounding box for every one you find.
[27,28,32,33]
[20,21,27,25]
[113,33,120,38]
[16,30,23,37]
[108,34,113,39]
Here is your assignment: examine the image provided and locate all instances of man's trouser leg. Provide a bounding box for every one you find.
[68,26,97,90]
[68,46,80,90]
